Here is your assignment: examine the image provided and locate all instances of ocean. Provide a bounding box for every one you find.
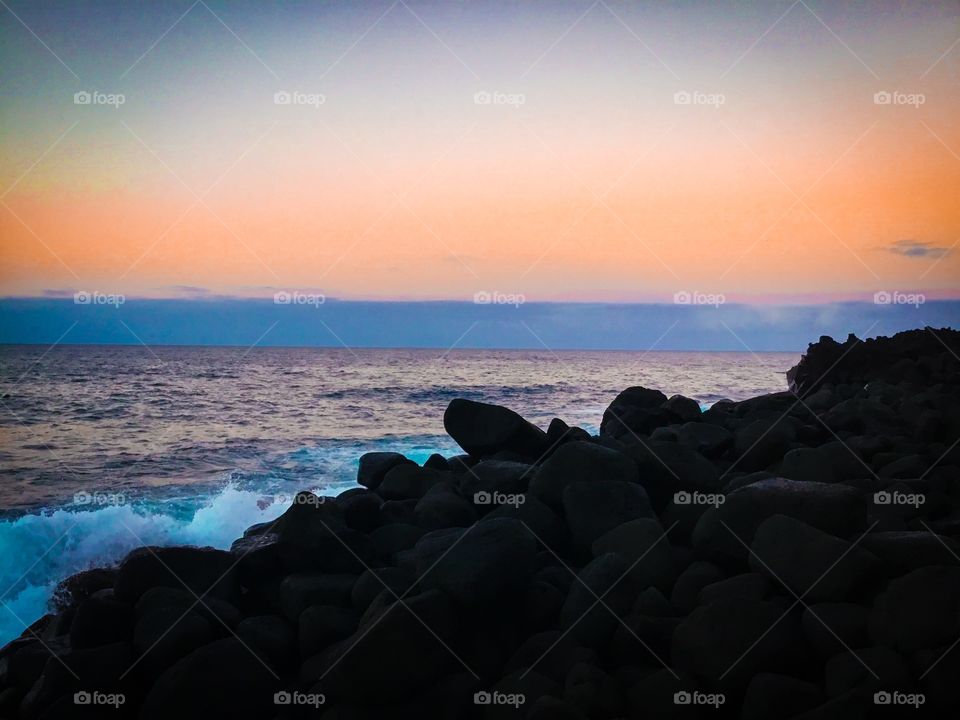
[0,344,798,644]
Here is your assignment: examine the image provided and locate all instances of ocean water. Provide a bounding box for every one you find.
[0,345,798,644]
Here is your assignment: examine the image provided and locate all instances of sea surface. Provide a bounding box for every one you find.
[0,345,798,644]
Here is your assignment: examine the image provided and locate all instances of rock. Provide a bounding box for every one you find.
[801,603,869,659]
[698,572,770,605]
[600,386,678,438]
[140,638,279,720]
[235,615,296,669]
[51,568,117,611]
[614,438,723,511]
[749,515,881,602]
[483,494,569,555]
[114,546,238,603]
[378,464,448,501]
[414,518,536,608]
[590,519,674,591]
[625,668,692,719]
[276,494,373,573]
[823,646,910,698]
[528,695,590,720]
[610,613,678,667]
[562,481,655,555]
[862,531,960,575]
[370,523,425,558]
[734,418,796,471]
[742,673,823,720]
[443,398,549,458]
[299,605,359,657]
[357,451,413,490]
[278,573,357,622]
[424,452,448,470]
[503,631,598,683]
[231,532,280,588]
[662,395,702,423]
[560,554,636,648]
[337,490,382,532]
[869,566,960,652]
[692,478,867,566]
[351,567,414,612]
[547,417,591,448]
[670,561,726,614]
[413,482,477,530]
[379,498,418,524]
[523,580,564,631]
[480,670,562,719]
[564,662,623,718]
[133,606,214,676]
[460,460,533,505]
[672,597,802,692]
[529,441,638,510]
[677,422,733,458]
[307,589,457,702]
[69,591,133,649]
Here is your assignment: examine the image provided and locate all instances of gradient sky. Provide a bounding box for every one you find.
[1,0,959,303]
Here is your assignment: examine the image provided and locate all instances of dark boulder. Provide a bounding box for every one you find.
[801,603,869,659]
[278,573,357,622]
[869,565,960,652]
[357,451,413,490]
[114,546,238,603]
[591,518,674,591]
[235,615,296,669]
[139,638,279,720]
[563,480,655,556]
[68,591,133,649]
[413,482,477,530]
[443,398,549,459]
[560,553,636,648]
[530,441,638,511]
[662,394,702,423]
[748,515,882,602]
[378,464,448,501]
[299,605,359,658]
[600,387,678,439]
[742,673,823,720]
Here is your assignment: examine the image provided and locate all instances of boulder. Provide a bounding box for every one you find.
[278,573,357,622]
[749,515,882,602]
[677,422,733,458]
[734,418,797,472]
[869,566,960,652]
[114,546,238,603]
[351,567,415,612]
[590,519,674,591]
[414,518,536,608]
[662,394,702,423]
[140,638,279,720]
[235,615,296,669]
[529,441,638,510]
[413,482,477,530]
[560,553,636,648]
[742,673,823,720]
[378,464,448,501]
[672,597,802,692]
[357,451,413,490]
[369,523,425,558]
[69,591,133,649]
[337,490,382,532]
[443,398,549,458]
[600,386,677,439]
[299,605,359,657]
[692,478,867,566]
[563,481,655,555]
[801,603,869,659]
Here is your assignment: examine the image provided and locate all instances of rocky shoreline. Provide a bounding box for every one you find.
[2,327,959,719]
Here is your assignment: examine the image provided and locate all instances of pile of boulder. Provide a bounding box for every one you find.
[1,327,958,719]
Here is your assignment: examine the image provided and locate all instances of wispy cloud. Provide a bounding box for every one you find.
[885,239,951,259]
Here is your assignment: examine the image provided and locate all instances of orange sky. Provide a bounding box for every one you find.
[2,0,958,302]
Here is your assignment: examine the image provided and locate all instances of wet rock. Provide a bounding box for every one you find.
[114,546,238,603]
[357,451,413,490]
[68,591,133,649]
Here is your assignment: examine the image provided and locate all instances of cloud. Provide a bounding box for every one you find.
[41,289,76,297]
[163,285,212,296]
[886,239,951,259]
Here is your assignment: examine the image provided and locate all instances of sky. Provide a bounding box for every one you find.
[1,0,958,345]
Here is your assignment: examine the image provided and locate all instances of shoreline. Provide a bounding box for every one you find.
[1,327,958,718]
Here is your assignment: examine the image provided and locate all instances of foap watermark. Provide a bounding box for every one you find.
[674,90,725,109]
[674,690,725,708]
[473,90,525,108]
[874,691,924,709]
[674,490,725,508]
[274,690,325,708]
[274,90,325,108]
[474,290,525,307]
[673,290,725,307]
[74,490,125,506]
[74,290,125,308]
[873,91,925,108]
[474,691,525,709]
[873,490,925,509]
[274,290,325,307]
[74,691,125,708]
[473,490,525,509]
[271,492,326,507]
[74,90,125,108]
[873,290,924,308]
